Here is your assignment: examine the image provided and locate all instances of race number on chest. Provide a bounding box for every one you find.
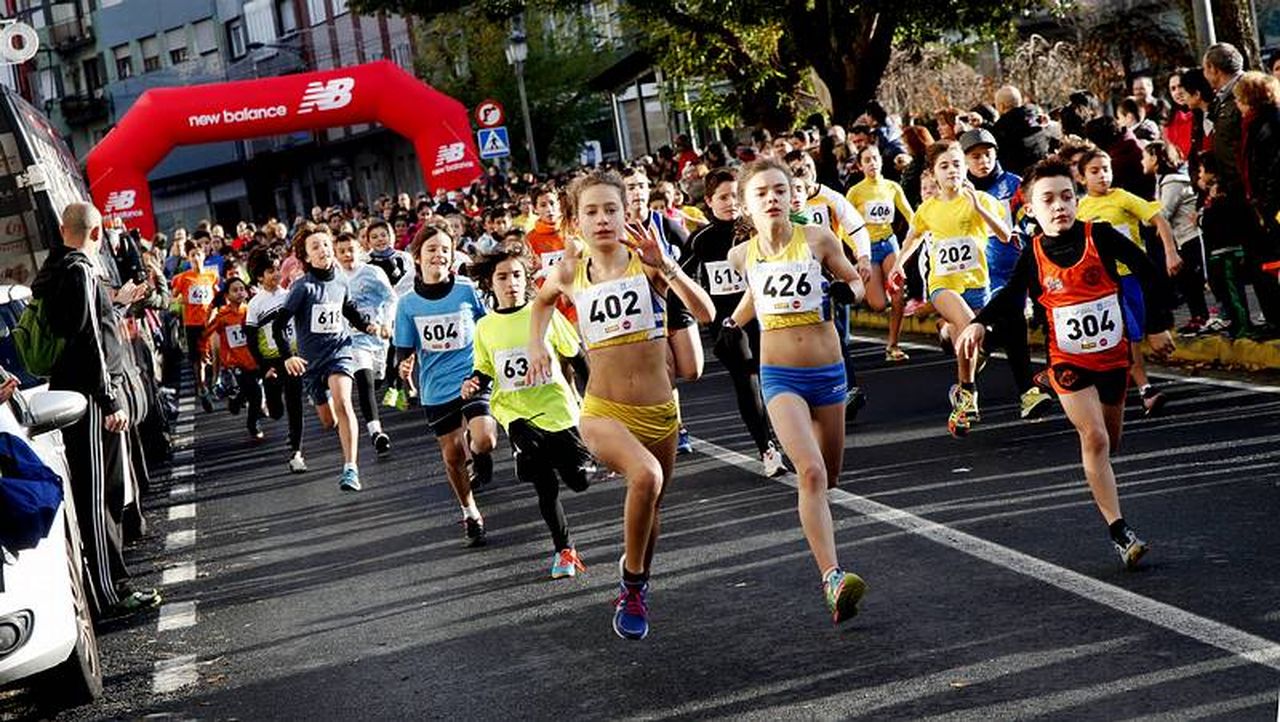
[704,260,745,296]
[864,200,894,225]
[494,347,547,391]
[188,284,213,305]
[414,311,470,352]
[1053,295,1123,355]
[933,236,981,276]
[751,260,824,315]
[579,275,655,345]
[226,324,247,348]
[310,303,343,334]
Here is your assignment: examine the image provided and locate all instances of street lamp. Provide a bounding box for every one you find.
[504,29,539,175]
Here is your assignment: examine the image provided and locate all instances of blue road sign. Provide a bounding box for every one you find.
[477,127,511,159]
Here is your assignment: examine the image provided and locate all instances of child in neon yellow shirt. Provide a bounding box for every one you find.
[463,244,594,580]
[1077,149,1182,416]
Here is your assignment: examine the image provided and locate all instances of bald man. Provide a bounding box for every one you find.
[30,202,161,615]
[991,84,1051,176]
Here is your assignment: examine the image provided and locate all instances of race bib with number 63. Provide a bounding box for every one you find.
[493,348,547,391]
[187,284,213,305]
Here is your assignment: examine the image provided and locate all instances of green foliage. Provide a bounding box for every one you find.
[409,5,620,169]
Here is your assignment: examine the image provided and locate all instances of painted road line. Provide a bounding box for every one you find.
[174,448,195,464]
[152,654,198,694]
[166,529,196,551]
[170,482,195,498]
[169,464,196,479]
[169,503,196,521]
[158,601,197,632]
[162,561,196,586]
[694,436,1280,672]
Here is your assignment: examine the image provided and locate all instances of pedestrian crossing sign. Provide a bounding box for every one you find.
[477,127,510,159]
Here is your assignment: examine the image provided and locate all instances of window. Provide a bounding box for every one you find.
[332,0,349,14]
[113,44,133,79]
[227,18,248,59]
[195,19,217,55]
[166,27,189,65]
[307,0,327,24]
[276,0,298,35]
[82,54,104,92]
[37,68,57,105]
[141,35,161,72]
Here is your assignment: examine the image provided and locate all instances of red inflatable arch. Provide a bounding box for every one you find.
[86,60,482,238]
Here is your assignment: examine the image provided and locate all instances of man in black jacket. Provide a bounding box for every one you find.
[992,85,1051,177]
[30,202,160,616]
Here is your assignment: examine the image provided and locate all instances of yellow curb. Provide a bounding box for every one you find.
[850,309,1280,371]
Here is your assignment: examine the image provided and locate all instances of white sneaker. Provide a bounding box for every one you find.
[762,443,786,477]
[288,452,307,474]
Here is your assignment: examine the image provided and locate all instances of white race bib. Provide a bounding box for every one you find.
[226,324,247,348]
[932,236,981,276]
[187,284,213,305]
[414,311,469,352]
[310,303,343,335]
[265,321,295,352]
[750,260,824,315]
[864,200,894,225]
[1053,295,1123,355]
[494,348,546,391]
[704,260,746,296]
[578,275,656,346]
[540,250,565,269]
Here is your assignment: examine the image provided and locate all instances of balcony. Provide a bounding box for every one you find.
[49,16,94,54]
[60,93,108,126]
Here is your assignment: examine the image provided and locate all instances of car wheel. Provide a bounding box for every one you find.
[36,516,103,706]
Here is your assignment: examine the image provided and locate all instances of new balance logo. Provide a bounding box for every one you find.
[434,142,466,167]
[104,189,136,212]
[297,77,355,114]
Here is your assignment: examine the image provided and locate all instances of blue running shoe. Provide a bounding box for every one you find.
[676,427,693,455]
[339,467,361,492]
[613,580,649,640]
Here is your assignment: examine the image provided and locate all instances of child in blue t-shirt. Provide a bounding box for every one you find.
[394,224,494,547]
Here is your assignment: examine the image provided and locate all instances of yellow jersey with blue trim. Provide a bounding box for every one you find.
[746,224,830,331]
[572,246,667,351]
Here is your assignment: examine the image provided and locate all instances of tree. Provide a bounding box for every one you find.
[626,0,1044,131]
[354,1,619,169]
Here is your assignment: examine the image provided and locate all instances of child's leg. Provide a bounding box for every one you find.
[932,290,977,383]
[1058,385,1122,524]
[353,367,381,432]
[326,373,359,466]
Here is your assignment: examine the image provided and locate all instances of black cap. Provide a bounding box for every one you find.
[959,128,998,152]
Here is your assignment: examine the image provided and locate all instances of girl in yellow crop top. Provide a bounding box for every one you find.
[724,159,870,625]
[526,170,714,641]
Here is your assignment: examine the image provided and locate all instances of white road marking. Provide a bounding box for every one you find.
[152,654,198,693]
[170,482,194,498]
[166,529,196,550]
[169,463,196,479]
[169,503,196,521]
[162,561,196,586]
[694,436,1280,672]
[158,601,197,631]
[173,448,194,464]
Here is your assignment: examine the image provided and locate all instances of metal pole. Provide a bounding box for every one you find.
[635,78,652,155]
[1191,0,1216,53]
[514,59,538,175]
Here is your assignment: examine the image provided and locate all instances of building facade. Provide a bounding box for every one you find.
[5,0,425,235]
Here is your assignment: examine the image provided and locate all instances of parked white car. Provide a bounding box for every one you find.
[0,284,101,706]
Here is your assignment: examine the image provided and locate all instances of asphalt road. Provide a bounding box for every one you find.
[9,335,1280,721]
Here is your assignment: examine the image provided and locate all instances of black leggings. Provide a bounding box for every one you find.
[987,309,1036,394]
[232,369,264,433]
[353,367,380,426]
[712,319,773,454]
[1176,239,1210,320]
[262,362,304,452]
[508,420,592,552]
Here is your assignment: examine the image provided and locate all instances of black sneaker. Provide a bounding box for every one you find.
[469,452,493,491]
[463,517,487,547]
[199,391,214,413]
[228,394,243,415]
[1114,527,1149,570]
[373,432,391,456]
[846,386,867,420]
[107,588,163,618]
[249,419,265,441]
